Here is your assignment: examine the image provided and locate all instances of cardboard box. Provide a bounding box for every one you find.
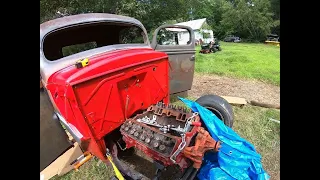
[40,142,83,180]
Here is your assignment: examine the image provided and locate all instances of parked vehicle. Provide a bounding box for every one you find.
[200,38,222,54]
[265,34,280,46]
[266,34,279,42]
[224,35,241,42]
[40,13,234,179]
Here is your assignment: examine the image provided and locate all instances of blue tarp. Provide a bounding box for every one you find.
[179,97,270,180]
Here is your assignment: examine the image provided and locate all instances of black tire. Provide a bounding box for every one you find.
[195,94,234,128]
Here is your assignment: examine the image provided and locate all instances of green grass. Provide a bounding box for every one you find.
[233,106,280,179]
[51,157,115,180]
[195,42,280,85]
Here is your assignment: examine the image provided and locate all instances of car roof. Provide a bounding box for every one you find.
[40,13,145,40]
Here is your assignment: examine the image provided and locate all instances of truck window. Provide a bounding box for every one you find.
[119,26,145,44]
[62,42,97,57]
[42,22,147,61]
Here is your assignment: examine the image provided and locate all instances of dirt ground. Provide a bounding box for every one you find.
[189,73,280,106]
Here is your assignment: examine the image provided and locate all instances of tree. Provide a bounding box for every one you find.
[40,0,279,42]
[220,0,274,41]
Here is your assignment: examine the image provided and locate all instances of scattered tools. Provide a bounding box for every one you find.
[136,112,201,134]
[169,113,201,163]
[170,133,187,163]
[70,151,93,171]
[75,58,89,69]
[170,112,201,134]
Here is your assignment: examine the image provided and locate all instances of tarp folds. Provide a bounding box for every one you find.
[179,97,269,180]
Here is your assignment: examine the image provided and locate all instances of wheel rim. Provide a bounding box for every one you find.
[204,106,225,122]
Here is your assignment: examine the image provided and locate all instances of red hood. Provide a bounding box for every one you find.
[47,48,168,86]
[45,47,169,143]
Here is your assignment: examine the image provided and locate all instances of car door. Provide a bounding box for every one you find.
[151,25,195,95]
[40,85,73,172]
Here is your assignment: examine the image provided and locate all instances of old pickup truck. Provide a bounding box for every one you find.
[40,13,233,180]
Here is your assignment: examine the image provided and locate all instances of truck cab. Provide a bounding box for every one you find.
[40,13,196,172]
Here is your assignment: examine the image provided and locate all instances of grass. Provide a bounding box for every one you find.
[195,42,280,85]
[51,157,115,180]
[233,105,280,179]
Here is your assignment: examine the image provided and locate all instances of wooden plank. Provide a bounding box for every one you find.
[221,96,247,106]
[40,142,83,180]
[249,100,280,109]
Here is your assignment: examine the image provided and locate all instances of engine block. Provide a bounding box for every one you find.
[120,102,201,169]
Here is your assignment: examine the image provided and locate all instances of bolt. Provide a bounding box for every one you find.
[153,141,160,148]
[124,127,129,131]
[154,134,162,141]
[140,135,146,141]
[134,132,139,137]
[145,138,151,144]
[159,145,166,151]
[129,129,135,135]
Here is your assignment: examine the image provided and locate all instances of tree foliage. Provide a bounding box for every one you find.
[40,0,279,42]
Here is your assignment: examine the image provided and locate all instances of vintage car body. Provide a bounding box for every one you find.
[40,13,196,173]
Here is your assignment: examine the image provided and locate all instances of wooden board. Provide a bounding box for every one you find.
[221,96,247,106]
[40,142,83,180]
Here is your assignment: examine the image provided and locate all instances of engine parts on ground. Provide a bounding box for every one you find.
[183,127,221,169]
[120,102,221,171]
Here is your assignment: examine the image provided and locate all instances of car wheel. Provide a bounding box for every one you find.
[195,94,234,128]
[212,48,217,53]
